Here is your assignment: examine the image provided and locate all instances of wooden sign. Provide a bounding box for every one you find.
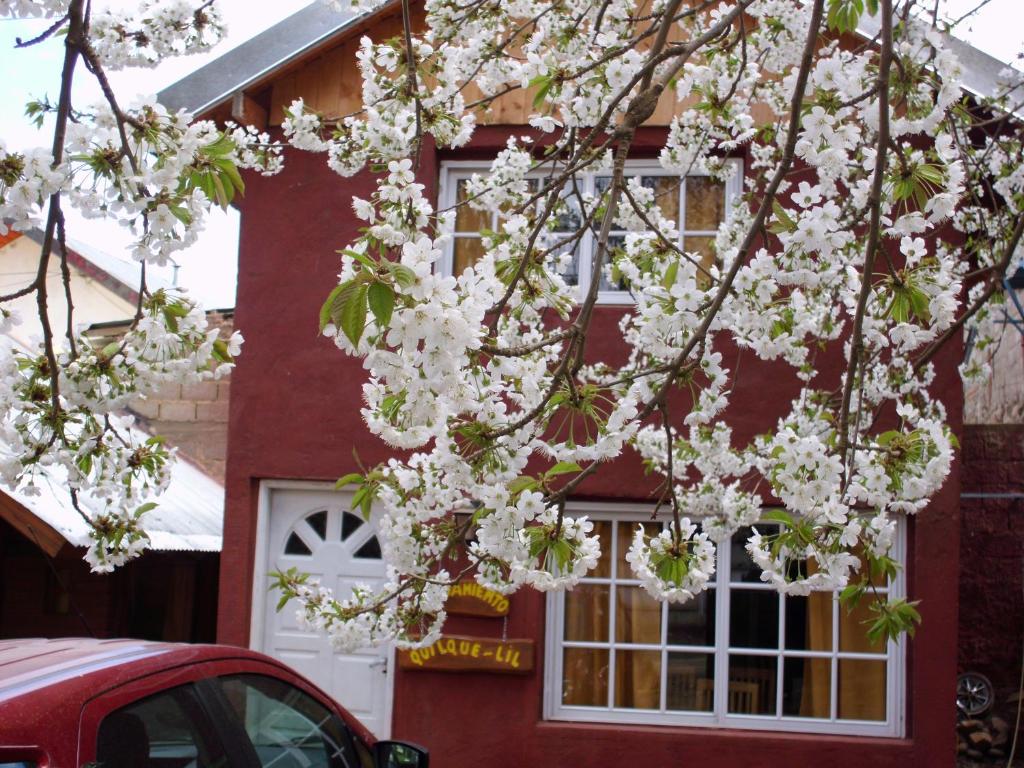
[398,635,534,674]
[445,581,510,617]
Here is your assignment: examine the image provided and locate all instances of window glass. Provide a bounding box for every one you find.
[217,674,370,768]
[443,164,734,301]
[95,684,226,767]
[666,652,714,712]
[550,512,901,735]
[667,590,715,646]
[562,647,608,706]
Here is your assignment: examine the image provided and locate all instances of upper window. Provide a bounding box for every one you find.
[544,504,905,737]
[439,161,741,304]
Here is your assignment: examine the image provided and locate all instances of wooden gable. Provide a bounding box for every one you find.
[246,3,778,130]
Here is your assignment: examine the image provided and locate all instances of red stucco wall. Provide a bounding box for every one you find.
[222,129,963,767]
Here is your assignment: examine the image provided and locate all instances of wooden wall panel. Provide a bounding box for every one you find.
[264,7,782,129]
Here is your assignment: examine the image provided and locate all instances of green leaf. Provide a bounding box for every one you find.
[769,198,797,234]
[907,285,931,323]
[367,282,396,329]
[319,282,347,332]
[386,262,417,289]
[508,476,539,494]
[215,157,245,199]
[335,472,363,489]
[135,502,159,515]
[890,290,911,324]
[340,283,369,347]
[545,461,582,478]
[839,581,866,609]
[827,0,864,33]
[661,260,679,290]
[762,508,795,527]
[340,248,376,269]
[529,74,553,109]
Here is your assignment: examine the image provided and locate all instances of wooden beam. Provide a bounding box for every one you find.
[231,92,268,130]
[0,492,69,557]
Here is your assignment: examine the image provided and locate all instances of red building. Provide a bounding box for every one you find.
[159,6,1013,765]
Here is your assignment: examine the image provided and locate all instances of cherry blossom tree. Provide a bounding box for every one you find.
[1,0,1022,652]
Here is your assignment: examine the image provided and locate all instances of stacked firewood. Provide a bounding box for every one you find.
[958,716,1012,760]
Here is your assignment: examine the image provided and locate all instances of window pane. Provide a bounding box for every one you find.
[96,684,226,767]
[285,533,312,556]
[565,583,610,642]
[685,177,725,231]
[546,240,580,287]
[785,593,833,652]
[597,234,627,292]
[616,585,662,645]
[218,674,362,768]
[682,235,716,274]
[551,195,582,231]
[666,653,714,712]
[838,598,887,654]
[667,589,715,647]
[453,237,486,274]
[563,647,609,706]
[640,176,681,223]
[783,657,831,718]
[729,526,777,582]
[729,589,779,649]
[614,650,661,709]
[590,520,612,578]
[853,543,890,589]
[455,179,491,233]
[838,659,886,721]
[617,521,658,577]
[728,655,777,715]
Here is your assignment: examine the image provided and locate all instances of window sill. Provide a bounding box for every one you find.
[535,717,913,747]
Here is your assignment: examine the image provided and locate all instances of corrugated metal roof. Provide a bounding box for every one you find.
[21,228,174,299]
[4,449,224,553]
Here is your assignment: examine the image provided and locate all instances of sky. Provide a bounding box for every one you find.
[0,0,311,308]
[0,0,1021,309]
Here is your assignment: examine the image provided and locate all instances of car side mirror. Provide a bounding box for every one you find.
[373,740,429,768]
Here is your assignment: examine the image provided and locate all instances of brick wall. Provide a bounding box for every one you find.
[958,424,1024,715]
[129,312,233,482]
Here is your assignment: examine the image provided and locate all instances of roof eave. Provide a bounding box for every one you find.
[158,2,398,119]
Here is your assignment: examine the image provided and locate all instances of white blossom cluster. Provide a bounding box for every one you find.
[0,2,290,575]
[0,290,242,570]
[4,0,1021,646]
[90,0,226,70]
[267,0,1024,648]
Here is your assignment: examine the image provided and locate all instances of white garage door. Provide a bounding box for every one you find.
[254,485,393,738]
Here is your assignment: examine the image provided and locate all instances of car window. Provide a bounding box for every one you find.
[216,674,372,768]
[95,683,228,768]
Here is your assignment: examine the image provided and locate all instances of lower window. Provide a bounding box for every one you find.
[544,504,905,736]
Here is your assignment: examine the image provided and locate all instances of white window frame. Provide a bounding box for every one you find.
[543,501,907,738]
[438,159,744,305]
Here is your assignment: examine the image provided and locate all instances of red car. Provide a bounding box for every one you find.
[0,638,428,768]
